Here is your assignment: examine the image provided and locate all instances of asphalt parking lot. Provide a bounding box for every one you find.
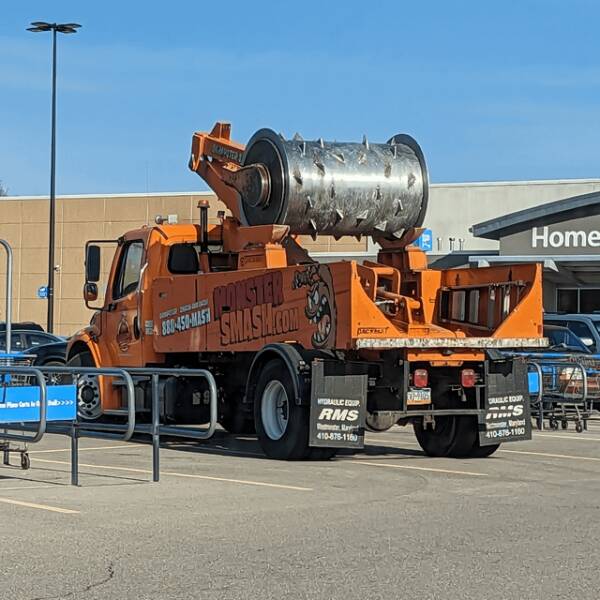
[1,423,599,600]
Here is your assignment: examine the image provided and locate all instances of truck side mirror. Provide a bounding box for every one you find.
[83,282,98,302]
[86,245,101,282]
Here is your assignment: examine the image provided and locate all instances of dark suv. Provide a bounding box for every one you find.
[544,314,600,353]
[0,322,64,351]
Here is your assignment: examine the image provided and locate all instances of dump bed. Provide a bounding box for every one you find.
[151,258,545,354]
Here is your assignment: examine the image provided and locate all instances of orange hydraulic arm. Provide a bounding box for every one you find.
[190,122,269,223]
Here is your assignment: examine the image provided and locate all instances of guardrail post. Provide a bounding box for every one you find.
[70,421,79,486]
[529,361,544,431]
[151,373,160,482]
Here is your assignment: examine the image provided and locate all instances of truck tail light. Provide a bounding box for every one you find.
[413,369,428,388]
[461,368,476,388]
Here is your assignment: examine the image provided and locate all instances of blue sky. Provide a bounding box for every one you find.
[1,0,599,196]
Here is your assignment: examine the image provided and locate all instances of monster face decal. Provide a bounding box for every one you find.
[293,264,337,348]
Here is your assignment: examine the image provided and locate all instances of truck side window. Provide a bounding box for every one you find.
[168,244,200,274]
[113,241,144,299]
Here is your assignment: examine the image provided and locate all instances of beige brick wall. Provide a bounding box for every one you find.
[0,192,368,336]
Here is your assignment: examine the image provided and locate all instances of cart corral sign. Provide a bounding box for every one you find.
[0,385,77,423]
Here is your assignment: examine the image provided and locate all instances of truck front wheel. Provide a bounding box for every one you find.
[67,350,101,420]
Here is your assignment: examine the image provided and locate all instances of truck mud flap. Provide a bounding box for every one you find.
[479,357,532,446]
[308,360,368,449]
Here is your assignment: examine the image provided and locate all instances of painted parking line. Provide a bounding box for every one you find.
[29,444,146,454]
[0,485,59,491]
[31,458,313,491]
[0,497,79,514]
[352,460,488,477]
[499,449,600,462]
[163,445,265,458]
[535,433,600,442]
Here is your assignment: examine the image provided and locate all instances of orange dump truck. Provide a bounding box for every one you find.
[68,122,545,459]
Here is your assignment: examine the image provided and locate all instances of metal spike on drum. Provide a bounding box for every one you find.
[239,128,429,239]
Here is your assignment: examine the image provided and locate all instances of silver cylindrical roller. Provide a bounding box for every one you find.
[240,128,428,239]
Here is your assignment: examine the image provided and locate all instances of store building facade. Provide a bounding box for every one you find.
[470,191,600,313]
[2,177,600,334]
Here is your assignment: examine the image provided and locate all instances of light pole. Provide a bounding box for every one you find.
[27,21,81,333]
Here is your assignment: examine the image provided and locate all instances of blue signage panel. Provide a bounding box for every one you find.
[415,228,433,252]
[37,286,49,299]
[0,385,77,423]
[527,370,540,394]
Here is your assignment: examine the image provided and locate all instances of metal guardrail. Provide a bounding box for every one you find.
[0,366,48,443]
[0,364,217,485]
[128,368,218,483]
[0,239,14,353]
[528,357,597,431]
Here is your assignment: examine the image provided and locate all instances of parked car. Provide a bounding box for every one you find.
[0,329,65,352]
[544,313,600,353]
[22,340,69,384]
[542,324,592,355]
[506,324,592,358]
[0,321,44,333]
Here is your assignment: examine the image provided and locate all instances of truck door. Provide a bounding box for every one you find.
[104,238,146,366]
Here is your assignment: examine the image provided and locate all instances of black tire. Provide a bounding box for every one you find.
[42,360,71,385]
[413,416,458,458]
[561,420,568,430]
[447,416,479,458]
[576,422,584,433]
[20,453,30,470]
[414,416,498,459]
[253,359,336,460]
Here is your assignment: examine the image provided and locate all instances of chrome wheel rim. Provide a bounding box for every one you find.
[261,380,289,440]
[77,373,102,420]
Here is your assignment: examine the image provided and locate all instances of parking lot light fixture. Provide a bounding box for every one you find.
[26,21,81,333]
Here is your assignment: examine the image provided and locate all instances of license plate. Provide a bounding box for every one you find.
[407,388,431,406]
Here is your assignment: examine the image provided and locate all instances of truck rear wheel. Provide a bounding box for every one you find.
[253,359,335,460]
[414,416,499,458]
[413,415,476,458]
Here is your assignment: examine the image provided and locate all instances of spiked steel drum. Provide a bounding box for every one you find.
[240,129,429,239]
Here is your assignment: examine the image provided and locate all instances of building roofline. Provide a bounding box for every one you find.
[1,191,215,201]
[3,177,600,200]
[471,191,600,240]
[431,177,600,189]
